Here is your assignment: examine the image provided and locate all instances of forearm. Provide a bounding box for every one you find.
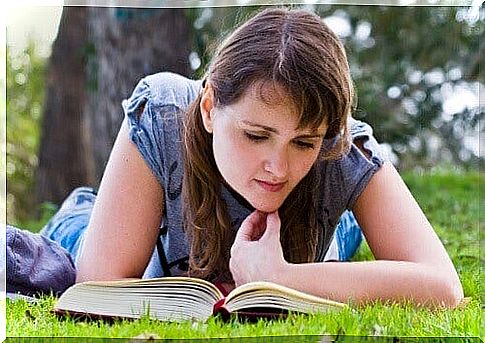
[273,260,463,308]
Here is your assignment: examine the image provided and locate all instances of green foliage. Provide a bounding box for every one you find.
[6,41,47,225]
[6,172,482,338]
[15,202,59,233]
[330,6,483,170]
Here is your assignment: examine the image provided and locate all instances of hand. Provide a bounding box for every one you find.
[219,282,236,295]
[229,210,288,287]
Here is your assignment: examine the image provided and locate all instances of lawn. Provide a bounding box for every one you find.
[6,169,483,340]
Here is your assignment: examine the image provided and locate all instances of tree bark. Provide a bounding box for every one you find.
[85,7,192,182]
[35,7,192,209]
[35,7,93,207]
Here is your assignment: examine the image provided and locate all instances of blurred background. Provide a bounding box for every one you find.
[5,2,483,227]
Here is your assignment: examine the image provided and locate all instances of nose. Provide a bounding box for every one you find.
[264,146,289,180]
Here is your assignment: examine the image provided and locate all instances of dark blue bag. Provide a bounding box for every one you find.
[6,225,76,297]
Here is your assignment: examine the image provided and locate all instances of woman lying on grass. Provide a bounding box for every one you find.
[40,7,463,308]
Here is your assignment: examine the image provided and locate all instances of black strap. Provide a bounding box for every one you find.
[168,256,189,271]
[156,229,171,277]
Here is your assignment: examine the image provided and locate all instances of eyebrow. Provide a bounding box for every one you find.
[241,120,325,138]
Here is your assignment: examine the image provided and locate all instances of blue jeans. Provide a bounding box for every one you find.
[41,187,364,268]
[40,187,96,265]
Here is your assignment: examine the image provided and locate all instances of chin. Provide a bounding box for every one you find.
[256,207,278,214]
[249,199,283,214]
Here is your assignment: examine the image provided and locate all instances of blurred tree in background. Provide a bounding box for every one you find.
[6,4,483,226]
[34,7,192,208]
[84,7,192,182]
[35,7,91,213]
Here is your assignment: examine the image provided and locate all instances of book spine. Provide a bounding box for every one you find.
[212,298,231,321]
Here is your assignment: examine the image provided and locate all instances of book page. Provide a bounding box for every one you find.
[81,277,223,296]
[55,277,224,322]
[225,282,346,314]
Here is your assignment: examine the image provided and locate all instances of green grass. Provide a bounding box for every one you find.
[6,170,483,339]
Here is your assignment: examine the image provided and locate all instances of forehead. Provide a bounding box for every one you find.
[244,80,297,111]
[224,81,297,124]
[229,81,326,133]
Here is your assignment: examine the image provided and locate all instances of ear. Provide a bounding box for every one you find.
[200,82,215,134]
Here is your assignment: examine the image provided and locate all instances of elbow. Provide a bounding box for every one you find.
[75,262,110,283]
[443,280,464,309]
[75,257,101,283]
[75,272,87,284]
[76,261,140,283]
[433,273,464,309]
[75,265,96,283]
[76,253,129,283]
[76,267,131,283]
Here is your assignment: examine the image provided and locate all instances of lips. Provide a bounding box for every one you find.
[255,180,286,192]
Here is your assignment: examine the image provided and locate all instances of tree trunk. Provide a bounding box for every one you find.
[35,7,192,210]
[35,7,93,207]
[85,7,192,183]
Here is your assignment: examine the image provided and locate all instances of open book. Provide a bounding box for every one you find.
[54,277,347,322]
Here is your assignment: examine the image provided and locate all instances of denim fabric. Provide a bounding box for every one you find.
[6,225,76,296]
[335,210,363,261]
[40,186,97,265]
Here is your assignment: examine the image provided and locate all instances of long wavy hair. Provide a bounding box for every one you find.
[182,7,355,282]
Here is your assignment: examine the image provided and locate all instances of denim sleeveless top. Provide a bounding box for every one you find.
[122,72,385,278]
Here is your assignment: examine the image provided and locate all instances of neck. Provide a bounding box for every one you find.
[221,179,254,211]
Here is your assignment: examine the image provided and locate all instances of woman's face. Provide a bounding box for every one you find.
[201,82,327,213]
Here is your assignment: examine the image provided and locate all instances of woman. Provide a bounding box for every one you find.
[41,7,463,307]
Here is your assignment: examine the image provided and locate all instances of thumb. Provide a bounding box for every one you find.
[260,211,281,242]
[235,210,267,242]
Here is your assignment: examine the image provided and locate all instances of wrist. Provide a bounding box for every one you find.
[268,260,292,285]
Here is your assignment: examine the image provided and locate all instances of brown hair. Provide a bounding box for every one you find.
[182,7,354,282]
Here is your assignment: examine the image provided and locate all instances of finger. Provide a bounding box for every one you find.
[261,211,281,242]
[235,210,267,242]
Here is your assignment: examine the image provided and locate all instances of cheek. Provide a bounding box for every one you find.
[213,129,258,177]
[291,152,320,180]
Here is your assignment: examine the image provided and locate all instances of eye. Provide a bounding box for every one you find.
[244,132,268,142]
[294,140,315,150]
